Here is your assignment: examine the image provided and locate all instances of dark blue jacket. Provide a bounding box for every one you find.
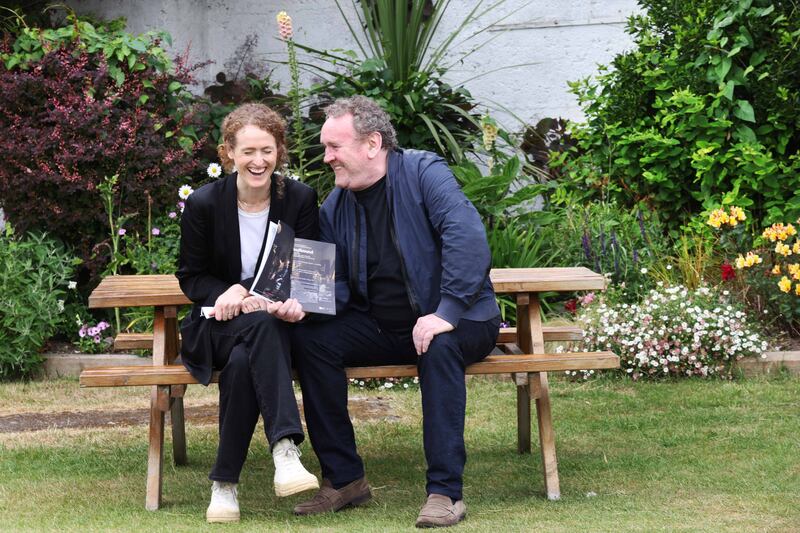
[320,149,499,326]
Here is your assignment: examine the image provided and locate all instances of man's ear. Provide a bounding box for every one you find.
[366,132,383,158]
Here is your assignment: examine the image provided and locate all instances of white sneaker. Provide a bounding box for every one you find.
[272,438,320,497]
[206,481,240,523]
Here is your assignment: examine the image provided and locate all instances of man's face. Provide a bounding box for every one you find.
[320,114,375,191]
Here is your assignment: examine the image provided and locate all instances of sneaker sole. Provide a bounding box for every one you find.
[275,477,321,497]
[206,512,240,523]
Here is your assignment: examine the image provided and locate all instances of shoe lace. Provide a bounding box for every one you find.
[213,482,237,498]
[276,443,302,459]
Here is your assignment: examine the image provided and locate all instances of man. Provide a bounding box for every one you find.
[292,96,500,528]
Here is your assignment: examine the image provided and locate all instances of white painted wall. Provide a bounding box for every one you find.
[67,0,639,129]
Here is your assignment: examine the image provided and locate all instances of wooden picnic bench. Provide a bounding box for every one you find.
[80,268,619,510]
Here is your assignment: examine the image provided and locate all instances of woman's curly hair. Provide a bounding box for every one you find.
[217,103,288,198]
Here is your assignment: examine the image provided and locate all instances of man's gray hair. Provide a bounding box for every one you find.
[324,95,398,151]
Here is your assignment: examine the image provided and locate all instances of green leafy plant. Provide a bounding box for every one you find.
[296,0,524,164]
[0,224,78,379]
[552,0,800,232]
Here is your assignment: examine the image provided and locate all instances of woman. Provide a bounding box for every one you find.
[177,103,319,523]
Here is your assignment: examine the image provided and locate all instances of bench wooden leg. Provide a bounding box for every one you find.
[170,385,188,466]
[514,372,532,453]
[531,372,560,500]
[145,385,168,511]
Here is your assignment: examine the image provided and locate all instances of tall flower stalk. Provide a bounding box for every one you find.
[98,174,129,333]
[277,11,306,181]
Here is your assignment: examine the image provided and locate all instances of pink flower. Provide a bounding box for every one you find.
[168,211,177,219]
[118,228,126,236]
[151,227,160,236]
[78,326,87,338]
[580,292,596,306]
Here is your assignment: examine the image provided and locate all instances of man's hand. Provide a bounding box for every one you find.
[241,295,269,314]
[413,314,454,355]
[266,298,306,323]
[213,284,248,321]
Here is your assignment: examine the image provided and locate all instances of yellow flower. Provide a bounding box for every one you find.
[795,283,800,296]
[481,117,498,152]
[276,11,293,40]
[707,208,729,229]
[772,264,782,275]
[729,206,746,222]
[789,264,800,280]
[763,222,796,242]
[775,242,791,256]
[794,241,800,254]
[778,276,792,293]
[735,255,746,269]
[743,252,762,267]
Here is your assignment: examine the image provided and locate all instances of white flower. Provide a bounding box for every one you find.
[640,268,648,274]
[178,184,194,200]
[207,163,223,178]
[67,281,77,290]
[57,300,65,312]
[666,264,672,270]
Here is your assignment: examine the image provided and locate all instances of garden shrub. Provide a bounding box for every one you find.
[576,283,768,380]
[553,0,800,231]
[0,15,204,269]
[0,224,78,379]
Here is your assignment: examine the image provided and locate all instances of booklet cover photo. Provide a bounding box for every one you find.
[249,221,336,315]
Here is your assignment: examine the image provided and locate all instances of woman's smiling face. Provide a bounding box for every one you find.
[227,124,278,191]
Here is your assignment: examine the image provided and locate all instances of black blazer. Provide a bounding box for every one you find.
[177,173,319,384]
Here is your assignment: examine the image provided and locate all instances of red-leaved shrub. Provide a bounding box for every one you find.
[0,38,203,270]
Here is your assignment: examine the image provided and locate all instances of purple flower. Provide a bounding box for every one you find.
[151,227,160,236]
[93,335,101,343]
[87,327,98,337]
[581,232,593,261]
[78,326,87,338]
[118,228,126,236]
[168,211,177,219]
[97,321,109,330]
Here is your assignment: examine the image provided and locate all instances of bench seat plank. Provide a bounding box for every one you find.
[113,326,585,351]
[81,352,618,387]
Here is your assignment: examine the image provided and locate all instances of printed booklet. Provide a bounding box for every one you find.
[249,221,336,315]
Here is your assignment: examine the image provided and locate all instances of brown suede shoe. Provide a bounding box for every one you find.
[293,477,371,515]
[415,494,467,528]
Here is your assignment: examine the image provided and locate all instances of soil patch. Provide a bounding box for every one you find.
[0,396,398,433]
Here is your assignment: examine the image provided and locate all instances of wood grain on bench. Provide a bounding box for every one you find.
[81,352,618,387]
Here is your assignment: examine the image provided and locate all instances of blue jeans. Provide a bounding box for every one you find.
[292,310,500,500]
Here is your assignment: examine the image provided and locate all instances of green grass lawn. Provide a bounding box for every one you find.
[1,375,798,531]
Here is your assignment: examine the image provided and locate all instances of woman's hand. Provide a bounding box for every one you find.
[213,284,248,321]
[266,298,306,323]
[241,295,269,314]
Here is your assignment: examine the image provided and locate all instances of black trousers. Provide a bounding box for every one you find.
[292,310,500,500]
[208,312,304,483]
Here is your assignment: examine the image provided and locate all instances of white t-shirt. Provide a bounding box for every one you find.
[238,206,270,280]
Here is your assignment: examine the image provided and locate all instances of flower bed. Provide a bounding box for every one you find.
[575,284,768,380]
